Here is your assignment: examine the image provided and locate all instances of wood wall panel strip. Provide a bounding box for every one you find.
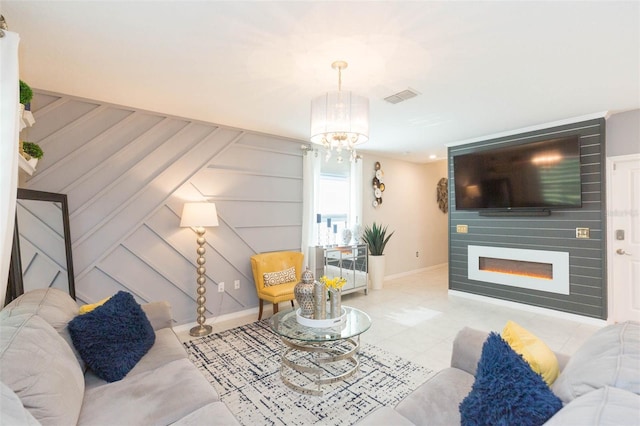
[31,93,65,115]
[123,226,198,299]
[99,245,201,319]
[72,128,244,280]
[211,144,303,177]
[190,174,302,202]
[70,124,217,237]
[141,206,254,319]
[63,118,187,209]
[26,101,101,146]
[75,268,131,305]
[31,106,134,175]
[27,112,159,191]
[25,90,304,326]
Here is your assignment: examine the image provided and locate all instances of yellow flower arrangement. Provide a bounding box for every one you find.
[320,275,347,291]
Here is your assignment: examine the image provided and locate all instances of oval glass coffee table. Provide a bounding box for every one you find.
[270,306,372,396]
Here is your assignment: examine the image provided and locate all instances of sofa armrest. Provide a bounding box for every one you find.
[141,301,173,330]
[450,327,488,376]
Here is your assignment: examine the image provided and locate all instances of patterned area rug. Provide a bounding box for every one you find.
[183,320,433,426]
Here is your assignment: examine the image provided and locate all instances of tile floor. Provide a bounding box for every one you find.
[178,264,603,372]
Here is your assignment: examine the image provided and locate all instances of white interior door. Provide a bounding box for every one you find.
[607,154,640,323]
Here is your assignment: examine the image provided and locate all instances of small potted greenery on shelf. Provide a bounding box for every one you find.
[21,142,43,160]
[19,80,33,109]
[20,141,43,169]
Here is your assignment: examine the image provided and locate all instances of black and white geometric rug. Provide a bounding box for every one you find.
[183,320,433,426]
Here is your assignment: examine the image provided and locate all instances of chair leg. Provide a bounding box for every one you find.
[273,303,279,315]
[290,300,294,308]
[258,300,264,321]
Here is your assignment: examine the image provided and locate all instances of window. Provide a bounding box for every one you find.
[318,161,352,243]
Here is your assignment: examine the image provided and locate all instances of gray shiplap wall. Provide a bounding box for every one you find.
[22,91,303,325]
[448,118,607,319]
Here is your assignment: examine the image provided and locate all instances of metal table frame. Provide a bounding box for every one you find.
[270,306,371,396]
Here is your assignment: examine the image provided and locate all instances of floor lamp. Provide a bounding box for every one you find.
[180,202,219,337]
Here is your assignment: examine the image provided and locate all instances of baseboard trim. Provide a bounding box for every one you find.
[174,306,260,334]
[385,263,448,281]
[448,290,608,326]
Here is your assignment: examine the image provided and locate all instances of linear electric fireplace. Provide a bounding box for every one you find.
[468,246,570,295]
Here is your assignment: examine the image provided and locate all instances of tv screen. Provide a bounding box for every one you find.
[453,136,582,211]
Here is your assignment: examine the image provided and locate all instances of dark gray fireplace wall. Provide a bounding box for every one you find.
[448,118,606,319]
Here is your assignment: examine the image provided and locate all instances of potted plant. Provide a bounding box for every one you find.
[20,141,43,168]
[362,222,394,290]
[19,80,33,109]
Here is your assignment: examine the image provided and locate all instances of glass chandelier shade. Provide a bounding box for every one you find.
[310,61,369,163]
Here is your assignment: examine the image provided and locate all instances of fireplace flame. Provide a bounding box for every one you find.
[480,267,552,280]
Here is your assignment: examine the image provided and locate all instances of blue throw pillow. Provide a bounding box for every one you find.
[459,332,563,426]
[68,291,155,382]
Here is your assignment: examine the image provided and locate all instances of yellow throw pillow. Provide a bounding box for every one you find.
[502,320,559,386]
[78,297,111,315]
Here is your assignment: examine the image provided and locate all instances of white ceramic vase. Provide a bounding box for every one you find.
[368,255,385,290]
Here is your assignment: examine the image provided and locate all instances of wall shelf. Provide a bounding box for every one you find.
[18,154,36,176]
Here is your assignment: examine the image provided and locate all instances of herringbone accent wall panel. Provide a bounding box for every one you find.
[23,91,303,325]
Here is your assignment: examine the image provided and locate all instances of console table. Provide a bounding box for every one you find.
[309,244,368,295]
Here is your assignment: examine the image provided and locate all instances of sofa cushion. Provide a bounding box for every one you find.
[459,332,562,426]
[1,381,41,426]
[552,321,640,403]
[0,314,85,425]
[396,367,475,425]
[545,386,640,425]
[68,291,155,382]
[1,288,84,370]
[78,358,219,426]
[502,320,559,385]
[84,328,193,389]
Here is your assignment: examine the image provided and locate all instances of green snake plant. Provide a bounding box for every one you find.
[362,222,394,256]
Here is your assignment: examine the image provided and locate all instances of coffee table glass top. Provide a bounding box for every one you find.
[270,306,371,342]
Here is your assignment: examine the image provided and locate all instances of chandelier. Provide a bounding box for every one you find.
[310,61,369,163]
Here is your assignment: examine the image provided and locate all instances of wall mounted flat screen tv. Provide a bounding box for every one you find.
[453,136,582,211]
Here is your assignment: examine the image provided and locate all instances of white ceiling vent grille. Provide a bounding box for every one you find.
[384,89,420,104]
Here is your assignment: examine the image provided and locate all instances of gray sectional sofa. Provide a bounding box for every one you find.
[360,321,640,425]
[0,288,239,425]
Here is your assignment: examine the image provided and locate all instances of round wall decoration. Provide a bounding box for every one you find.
[372,162,385,207]
[437,177,448,213]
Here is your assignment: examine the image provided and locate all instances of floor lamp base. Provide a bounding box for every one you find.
[190,324,213,337]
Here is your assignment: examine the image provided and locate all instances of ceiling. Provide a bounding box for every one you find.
[3,1,639,163]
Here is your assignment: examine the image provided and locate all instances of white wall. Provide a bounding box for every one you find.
[606,109,640,157]
[361,155,448,276]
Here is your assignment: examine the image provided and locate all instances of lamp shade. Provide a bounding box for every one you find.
[180,202,219,228]
[310,90,369,146]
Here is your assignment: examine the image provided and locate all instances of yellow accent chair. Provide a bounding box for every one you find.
[250,251,303,320]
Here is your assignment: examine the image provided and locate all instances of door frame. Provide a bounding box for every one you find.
[606,153,640,323]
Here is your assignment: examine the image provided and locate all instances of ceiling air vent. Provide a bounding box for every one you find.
[384,88,420,104]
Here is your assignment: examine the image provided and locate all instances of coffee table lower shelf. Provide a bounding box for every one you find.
[278,336,361,396]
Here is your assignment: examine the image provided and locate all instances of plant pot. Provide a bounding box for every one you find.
[368,255,386,290]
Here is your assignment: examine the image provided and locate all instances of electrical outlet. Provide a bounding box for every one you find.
[218,282,224,292]
[234,280,240,290]
[456,224,469,233]
[416,251,419,257]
